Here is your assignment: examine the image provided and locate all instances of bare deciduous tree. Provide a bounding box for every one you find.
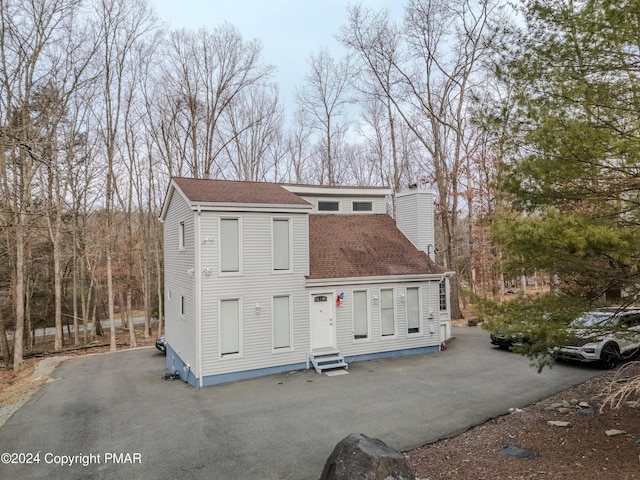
[296,48,354,186]
[160,24,275,179]
[341,0,500,318]
[0,0,89,369]
[92,0,159,351]
[222,83,284,181]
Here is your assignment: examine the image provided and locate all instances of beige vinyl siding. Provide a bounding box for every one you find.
[163,192,197,371]
[200,211,310,376]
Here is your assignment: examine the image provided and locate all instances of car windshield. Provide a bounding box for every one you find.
[571,311,617,328]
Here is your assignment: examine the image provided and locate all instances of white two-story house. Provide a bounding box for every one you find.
[160,178,453,387]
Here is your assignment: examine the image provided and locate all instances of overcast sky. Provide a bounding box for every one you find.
[150,0,404,109]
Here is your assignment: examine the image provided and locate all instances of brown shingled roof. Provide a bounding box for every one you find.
[308,214,445,279]
[172,177,310,206]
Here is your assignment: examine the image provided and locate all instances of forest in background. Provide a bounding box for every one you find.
[3,0,638,373]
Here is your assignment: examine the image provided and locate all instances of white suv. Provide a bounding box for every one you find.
[555,308,640,369]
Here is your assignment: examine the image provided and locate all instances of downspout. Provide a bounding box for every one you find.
[195,206,203,387]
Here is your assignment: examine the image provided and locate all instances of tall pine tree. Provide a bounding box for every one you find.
[492,0,640,301]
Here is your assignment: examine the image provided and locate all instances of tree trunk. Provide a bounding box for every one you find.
[127,289,136,347]
[107,249,116,351]
[72,251,79,346]
[13,216,26,372]
[53,233,63,350]
[92,299,103,337]
[0,307,12,368]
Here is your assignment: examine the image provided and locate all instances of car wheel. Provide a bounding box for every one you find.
[600,343,620,369]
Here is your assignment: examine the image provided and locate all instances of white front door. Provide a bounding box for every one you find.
[311,294,334,350]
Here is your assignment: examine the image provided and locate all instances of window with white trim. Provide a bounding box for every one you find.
[353,290,369,340]
[407,287,420,334]
[352,201,372,212]
[220,218,240,273]
[318,201,339,211]
[439,281,447,311]
[220,299,240,356]
[273,295,291,349]
[178,221,185,250]
[380,289,395,337]
[272,218,291,271]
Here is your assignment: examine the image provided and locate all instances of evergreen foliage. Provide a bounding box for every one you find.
[493,0,640,300]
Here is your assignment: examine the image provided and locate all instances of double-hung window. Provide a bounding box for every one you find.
[220,218,240,273]
[273,295,291,350]
[273,218,291,272]
[353,290,369,340]
[380,289,395,337]
[220,299,240,356]
[407,287,420,334]
[439,281,447,311]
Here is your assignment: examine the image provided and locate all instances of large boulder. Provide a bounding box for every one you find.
[320,433,415,480]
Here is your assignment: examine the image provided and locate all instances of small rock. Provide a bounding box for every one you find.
[561,400,571,408]
[577,407,595,416]
[497,445,538,459]
[548,421,571,427]
[570,399,579,405]
[578,401,590,408]
[549,403,563,409]
[557,408,572,414]
[605,429,626,437]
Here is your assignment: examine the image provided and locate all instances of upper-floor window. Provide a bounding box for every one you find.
[352,201,373,212]
[273,218,291,271]
[318,201,339,212]
[439,281,447,311]
[178,221,185,250]
[220,218,240,273]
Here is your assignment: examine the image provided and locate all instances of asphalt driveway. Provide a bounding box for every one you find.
[0,326,601,479]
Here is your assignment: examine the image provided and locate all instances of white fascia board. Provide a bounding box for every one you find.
[397,188,434,197]
[283,185,392,197]
[190,202,313,213]
[305,273,450,288]
[160,180,191,221]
